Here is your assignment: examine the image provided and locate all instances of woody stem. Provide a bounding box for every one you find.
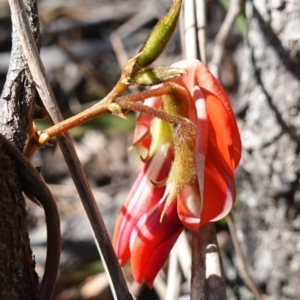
[39,84,189,143]
[42,100,111,141]
[191,222,227,300]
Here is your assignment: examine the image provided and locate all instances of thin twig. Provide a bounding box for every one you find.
[153,271,167,300]
[227,213,263,300]
[118,99,195,129]
[166,245,181,300]
[8,0,133,299]
[183,0,198,59]
[57,37,108,98]
[191,223,227,300]
[182,0,207,62]
[209,0,245,78]
[176,231,191,282]
[195,0,207,64]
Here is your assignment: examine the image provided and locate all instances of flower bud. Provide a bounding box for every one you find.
[131,67,186,86]
[136,0,182,69]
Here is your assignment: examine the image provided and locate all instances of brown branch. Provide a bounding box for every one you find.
[0,0,40,151]
[0,0,41,298]
[191,222,227,300]
[0,134,61,300]
[36,83,185,143]
[7,0,133,299]
[0,140,39,299]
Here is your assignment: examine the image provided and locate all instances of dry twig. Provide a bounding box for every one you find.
[209,0,245,78]
[195,0,207,64]
[227,213,263,300]
[182,0,198,59]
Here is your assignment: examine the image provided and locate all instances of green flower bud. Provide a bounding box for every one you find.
[136,0,183,69]
[131,67,186,86]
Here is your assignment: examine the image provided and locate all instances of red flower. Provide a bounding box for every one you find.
[112,59,241,286]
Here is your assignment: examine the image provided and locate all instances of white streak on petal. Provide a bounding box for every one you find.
[181,185,201,217]
[196,153,205,213]
[194,85,207,213]
[129,199,159,251]
[194,86,207,155]
[127,144,170,249]
[210,172,235,222]
[129,194,167,251]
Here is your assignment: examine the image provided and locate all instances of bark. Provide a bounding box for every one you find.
[0,0,41,297]
[236,1,300,299]
[0,143,39,299]
[0,0,40,151]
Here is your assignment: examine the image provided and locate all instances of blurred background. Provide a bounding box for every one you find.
[0,0,300,299]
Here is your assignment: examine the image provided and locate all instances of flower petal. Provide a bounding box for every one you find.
[113,59,242,287]
[130,199,183,286]
[112,144,172,264]
[171,59,241,168]
[172,60,241,226]
[177,184,202,230]
[200,90,237,223]
[194,85,207,201]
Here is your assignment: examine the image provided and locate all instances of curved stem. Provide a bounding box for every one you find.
[0,134,60,300]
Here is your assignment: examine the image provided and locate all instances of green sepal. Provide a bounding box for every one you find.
[131,67,186,86]
[136,0,183,69]
[148,118,173,158]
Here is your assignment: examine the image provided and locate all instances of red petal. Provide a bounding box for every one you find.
[171,60,241,226]
[112,145,173,264]
[200,149,235,223]
[171,59,241,168]
[177,185,202,230]
[200,90,237,223]
[130,199,183,286]
[142,233,181,287]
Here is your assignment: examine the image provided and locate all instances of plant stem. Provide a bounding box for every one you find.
[0,134,61,300]
[191,222,227,300]
[118,100,188,126]
[42,101,111,140]
[39,83,188,143]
